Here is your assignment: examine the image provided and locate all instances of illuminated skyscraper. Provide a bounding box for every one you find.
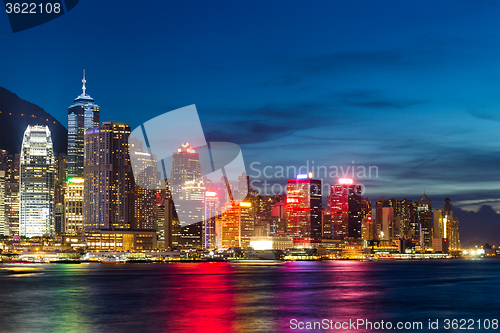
[84,122,133,230]
[68,71,100,177]
[204,191,218,249]
[64,178,84,234]
[416,193,433,249]
[239,201,254,248]
[217,201,254,249]
[19,125,55,237]
[286,173,322,238]
[0,171,4,235]
[328,178,362,241]
[129,138,160,230]
[170,142,201,197]
[434,198,460,251]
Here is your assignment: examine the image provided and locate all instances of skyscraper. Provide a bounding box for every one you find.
[286,173,322,239]
[0,171,4,235]
[129,138,160,230]
[416,193,433,249]
[84,122,133,230]
[64,178,84,234]
[204,191,218,249]
[68,71,100,177]
[170,142,201,198]
[328,178,362,242]
[19,125,55,237]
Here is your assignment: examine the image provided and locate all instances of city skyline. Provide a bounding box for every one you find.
[0,0,499,216]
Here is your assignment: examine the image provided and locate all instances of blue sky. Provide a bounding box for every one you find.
[0,0,499,213]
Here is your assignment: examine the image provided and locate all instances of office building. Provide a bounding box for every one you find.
[416,193,433,249]
[67,71,100,177]
[64,177,84,234]
[84,122,133,230]
[204,191,218,249]
[286,173,322,238]
[0,171,4,235]
[19,125,55,237]
[328,178,362,241]
[129,138,160,230]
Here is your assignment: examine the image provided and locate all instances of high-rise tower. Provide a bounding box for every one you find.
[19,125,55,237]
[286,173,322,239]
[68,70,100,177]
[328,178,362,242]
[416,193,432,249]
[84,122,133,230]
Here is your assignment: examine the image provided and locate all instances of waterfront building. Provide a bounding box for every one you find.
[129,138,160,230]
[67,71,100,177]
[84,122,133,230]
[416,193,433,249]
[0,171,4,235]
[64,177,84,234]
[328,178,362,241]
[84,229,157,251]
[286,173,322,238]
[204,191,218,249]
[19,125,55,237]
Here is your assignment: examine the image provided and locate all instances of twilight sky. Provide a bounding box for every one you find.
[0,0,499,214]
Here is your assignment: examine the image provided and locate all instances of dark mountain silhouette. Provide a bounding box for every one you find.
[0,86,67,155]
[454,205,500,245]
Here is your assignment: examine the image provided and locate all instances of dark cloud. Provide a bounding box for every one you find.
[262,75,302,87]
[345,100,422,108]
[204,103,337,144]
[467,109,500,122]
[303,51,404,74]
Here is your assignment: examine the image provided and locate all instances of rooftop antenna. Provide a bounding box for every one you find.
[82,69,86,96]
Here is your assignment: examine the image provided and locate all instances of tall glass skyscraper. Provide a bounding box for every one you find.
[19,125,55,237]
[68,70,100,177]
[286,173,322,239]
[84,122,133,230]
[328,178,362,241]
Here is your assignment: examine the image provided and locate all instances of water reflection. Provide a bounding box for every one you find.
[0,260,499,333]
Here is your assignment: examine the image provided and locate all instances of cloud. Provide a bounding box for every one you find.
[204,103,340,144]
[346,100,422,108]
[262,75,302,87]
[467,108,500,122]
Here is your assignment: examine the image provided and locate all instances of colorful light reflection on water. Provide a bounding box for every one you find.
[0,260,499,332]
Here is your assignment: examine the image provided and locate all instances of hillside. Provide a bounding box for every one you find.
[0,86,67,155]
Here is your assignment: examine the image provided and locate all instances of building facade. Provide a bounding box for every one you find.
[84,122,133,230]
[328,178,362,242]
[286,174,322,239]
[19,125,55,237]
[67,71,100,178]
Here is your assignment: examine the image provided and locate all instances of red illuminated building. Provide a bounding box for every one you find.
[286,173,322,239]
[328,178,363,241]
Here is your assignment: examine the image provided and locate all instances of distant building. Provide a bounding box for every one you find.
[67,71,100,178]
[129,138,160,230]
[204,191,218,249]
[64,177,84,234]
[286,173,322,239]
[434,198,460,251]
[416,193,433,249]
[19,125,55,237]
[217,201,254,249]
[85,230,157,251]
[0,170,4,235]
[84,122,133,230]
[328,178,362,241]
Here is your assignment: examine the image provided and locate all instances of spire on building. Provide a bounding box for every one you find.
[82,69,87,96]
